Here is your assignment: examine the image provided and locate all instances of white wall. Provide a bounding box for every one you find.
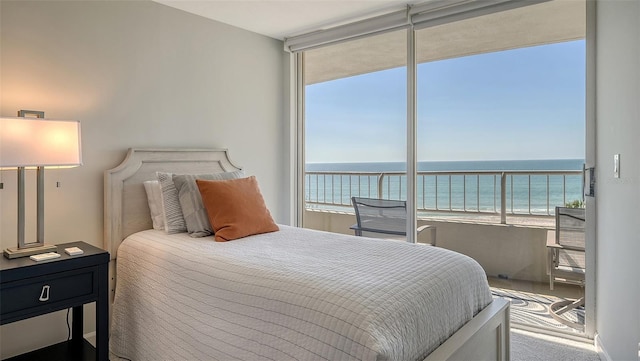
[595,0,640,359]
[0,0,288,358]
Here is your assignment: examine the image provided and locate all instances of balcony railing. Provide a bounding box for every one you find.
[305,170,583,223]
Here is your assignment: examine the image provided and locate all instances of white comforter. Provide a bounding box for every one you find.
[110,226,492,361]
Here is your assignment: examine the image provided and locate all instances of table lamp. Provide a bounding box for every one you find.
[1,111,82,258]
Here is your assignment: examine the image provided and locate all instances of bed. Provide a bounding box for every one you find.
[105,148,510,361]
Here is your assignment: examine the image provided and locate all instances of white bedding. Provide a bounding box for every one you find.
[110,225,492,361]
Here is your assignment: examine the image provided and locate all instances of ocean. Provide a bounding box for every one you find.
[305,159,584,215]
[306,159,584,172]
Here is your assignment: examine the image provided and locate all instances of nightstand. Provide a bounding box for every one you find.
[0,241,109,361]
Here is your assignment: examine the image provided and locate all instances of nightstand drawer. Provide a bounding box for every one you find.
[0,268,95,315]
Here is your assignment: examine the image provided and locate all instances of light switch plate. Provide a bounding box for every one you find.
[614,154,620,178]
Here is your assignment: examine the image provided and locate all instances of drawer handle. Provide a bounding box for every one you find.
[39,285,50,302]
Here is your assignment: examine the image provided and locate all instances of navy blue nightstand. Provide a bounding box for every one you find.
[0,242,109,361]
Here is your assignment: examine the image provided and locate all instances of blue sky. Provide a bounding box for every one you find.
[305,40,586,163]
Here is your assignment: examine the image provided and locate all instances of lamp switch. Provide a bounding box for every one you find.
[614,154,620,178]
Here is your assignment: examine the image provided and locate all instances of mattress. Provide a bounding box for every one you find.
[110,225,492,361]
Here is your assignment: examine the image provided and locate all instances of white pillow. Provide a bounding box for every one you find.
[143,180,165,230]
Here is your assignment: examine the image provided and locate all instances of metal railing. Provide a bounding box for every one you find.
[305,170,583,223]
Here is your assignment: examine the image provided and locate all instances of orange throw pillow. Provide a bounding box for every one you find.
[196,176,279,242]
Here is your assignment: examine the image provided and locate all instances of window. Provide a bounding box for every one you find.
[304,30,407,229]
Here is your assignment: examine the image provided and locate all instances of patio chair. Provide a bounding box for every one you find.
[547,206,586,330]
[350,197,436,245]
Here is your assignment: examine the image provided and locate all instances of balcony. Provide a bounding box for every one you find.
[303,169,585,333]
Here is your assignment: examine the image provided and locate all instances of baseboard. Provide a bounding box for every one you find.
[595,333,613,361]
[84,331,96,347]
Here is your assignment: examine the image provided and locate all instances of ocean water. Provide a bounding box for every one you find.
[305,159,584,215]
[306,159,584,172]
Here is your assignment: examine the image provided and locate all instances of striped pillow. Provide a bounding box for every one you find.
[157,172,187,234]
[172,170,245,237]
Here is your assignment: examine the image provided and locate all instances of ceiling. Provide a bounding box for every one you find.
[152,0,418,40]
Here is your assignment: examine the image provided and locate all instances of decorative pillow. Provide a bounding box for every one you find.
[156,172,187,234]
[143,180,165,230]
[196,176,279,242]
[172,170,245,237]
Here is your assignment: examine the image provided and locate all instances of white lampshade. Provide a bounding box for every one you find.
[0,117,82,168]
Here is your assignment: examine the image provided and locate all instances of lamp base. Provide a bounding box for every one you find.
[4,244,58,259]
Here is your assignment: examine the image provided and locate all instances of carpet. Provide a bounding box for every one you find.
[511,329,600,361]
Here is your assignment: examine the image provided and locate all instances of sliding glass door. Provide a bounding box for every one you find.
[414,1,587,335]
[415,1,586,224]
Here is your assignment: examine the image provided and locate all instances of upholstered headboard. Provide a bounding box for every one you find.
[103,148,241,259]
